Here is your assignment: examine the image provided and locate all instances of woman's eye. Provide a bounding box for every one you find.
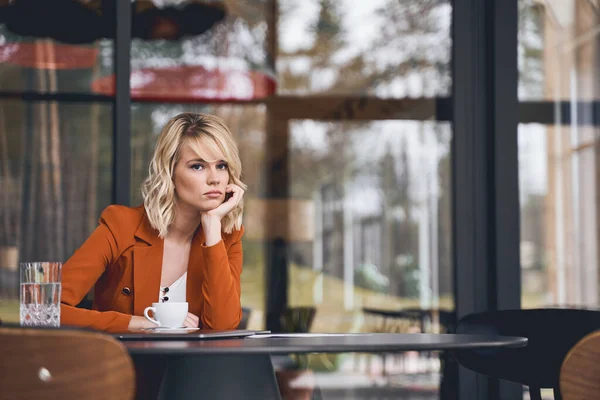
[191,164,204,171]
[217,163,229,170]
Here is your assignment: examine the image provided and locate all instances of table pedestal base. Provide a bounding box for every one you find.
[156,354,282,400]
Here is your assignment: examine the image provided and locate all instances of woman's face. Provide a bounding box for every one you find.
[173,142,230,212]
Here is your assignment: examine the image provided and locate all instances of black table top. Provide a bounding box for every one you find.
[121,332,528,356]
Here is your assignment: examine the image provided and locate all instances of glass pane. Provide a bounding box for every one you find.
[518,0,545,100]
[519,0,600,309]
[131,104,267,329]
[519,124,548,308]
[520,122,600,308]
[277,0,452,97]
[0,100,113,321]
[288,119,453,393]
[289,119,453,324]
[519,0,600,102]
[0,1,113,93]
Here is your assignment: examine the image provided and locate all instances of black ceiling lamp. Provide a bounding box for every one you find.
[0,0,227,44]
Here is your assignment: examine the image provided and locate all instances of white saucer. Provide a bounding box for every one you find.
[143,327,199,334]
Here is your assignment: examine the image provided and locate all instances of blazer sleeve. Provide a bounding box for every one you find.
[60,205,132,332]
[200,225,244,330]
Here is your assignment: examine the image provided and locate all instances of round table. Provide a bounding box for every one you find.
[120,332,527,400]
[122,332,527,355]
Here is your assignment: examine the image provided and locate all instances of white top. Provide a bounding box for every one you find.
[159,272,187,303]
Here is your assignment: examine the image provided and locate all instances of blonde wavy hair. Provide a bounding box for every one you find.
[141,113,247,237]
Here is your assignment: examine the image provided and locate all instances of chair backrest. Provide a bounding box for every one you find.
[280,307,316,333]
[453,309,600,398]
[560,330,600,400]
[0,326,135,400]
[239,307,251,330]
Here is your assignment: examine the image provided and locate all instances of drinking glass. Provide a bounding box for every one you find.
[20,262,62,327]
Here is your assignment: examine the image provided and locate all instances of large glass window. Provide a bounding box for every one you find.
[0,100,113,321]
[0,0,458,397]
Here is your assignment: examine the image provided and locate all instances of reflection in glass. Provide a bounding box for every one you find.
[95,0,275,102]
[519,0,600,102]
[519,0,600,309]
[277,0,451,97]
[0,37,113,93]
[0,1,113,93]
[520,122,600,308]
[518,0,545,100]
[519,124,549,307]
[286,120,453,392]
[288,120,453,330]
[0,100,112,320]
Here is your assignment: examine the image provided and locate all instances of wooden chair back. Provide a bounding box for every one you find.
[0,326,135,400]
[560,330,600,400]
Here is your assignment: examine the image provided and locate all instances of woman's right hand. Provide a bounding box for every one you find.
[183,312,200,328]
[128,315,157,330]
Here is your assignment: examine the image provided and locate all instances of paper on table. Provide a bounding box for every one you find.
[141,327,199,332]
[246,333,371,339]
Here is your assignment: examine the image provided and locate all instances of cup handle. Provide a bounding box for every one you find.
[143,307,160,326]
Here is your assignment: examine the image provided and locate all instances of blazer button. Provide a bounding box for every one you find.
[121,287,131,296]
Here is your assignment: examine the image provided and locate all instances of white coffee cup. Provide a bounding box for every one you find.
[143,302,188,328]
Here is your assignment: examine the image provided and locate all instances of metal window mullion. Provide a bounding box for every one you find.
[453,0,520,399]
[490,1,521,398]
[112,0,132,206]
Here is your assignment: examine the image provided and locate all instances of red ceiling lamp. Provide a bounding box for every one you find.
[0,0,100,70]
[0,41,98,70]
[90,65,276,102]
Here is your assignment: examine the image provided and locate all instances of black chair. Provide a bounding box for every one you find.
[239,306,251,330]
[279,306,316,333]
[271,307,318,398]
[452,308,600,400]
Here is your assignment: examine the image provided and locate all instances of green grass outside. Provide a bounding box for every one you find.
[0,299,18,323]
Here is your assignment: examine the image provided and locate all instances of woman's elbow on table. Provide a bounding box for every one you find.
[202,308,242,331]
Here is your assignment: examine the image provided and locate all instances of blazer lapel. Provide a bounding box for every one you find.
[186,227,206,316]
[132,214,163,316]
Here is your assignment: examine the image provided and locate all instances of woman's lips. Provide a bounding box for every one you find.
[204,191,222,199]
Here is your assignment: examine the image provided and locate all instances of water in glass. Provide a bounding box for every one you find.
[19,262,62,327]
[20,282,61,327]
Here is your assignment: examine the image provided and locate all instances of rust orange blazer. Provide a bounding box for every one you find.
[60,204,244,333]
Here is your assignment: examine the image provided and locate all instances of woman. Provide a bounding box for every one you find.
[60,113,246,332]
